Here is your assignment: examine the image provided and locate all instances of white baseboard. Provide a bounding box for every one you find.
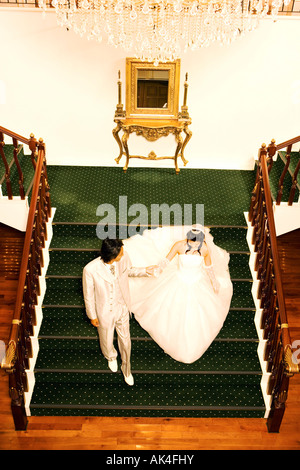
[0,196,29,231]
[273,202,300,237]
[244,211,272,418]
[24,208,56,416]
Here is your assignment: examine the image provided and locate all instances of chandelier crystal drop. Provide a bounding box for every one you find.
[39,0,288,64]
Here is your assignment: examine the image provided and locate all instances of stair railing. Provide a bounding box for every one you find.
[268,136,300,205]
[0,126,39,199]
[0,126,51,430]
[249,141,299,433]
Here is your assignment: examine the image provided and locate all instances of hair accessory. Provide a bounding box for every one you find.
[191,224,205,234]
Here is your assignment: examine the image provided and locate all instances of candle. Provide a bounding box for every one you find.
[118,70,122,106]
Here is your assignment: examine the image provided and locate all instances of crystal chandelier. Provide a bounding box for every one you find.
[39,0,288,64]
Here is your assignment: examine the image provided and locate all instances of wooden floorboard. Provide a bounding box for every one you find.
[0,227,299,450]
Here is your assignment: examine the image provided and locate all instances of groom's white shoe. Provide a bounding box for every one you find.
[108,359,118,372]
[123,372,134,386]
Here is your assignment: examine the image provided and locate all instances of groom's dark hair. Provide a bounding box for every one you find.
[100,238,124,263]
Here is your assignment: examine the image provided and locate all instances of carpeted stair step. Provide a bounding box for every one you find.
[31,339,264,418]
[47,166,256,226]
[29,372,265,418]
[34,338,260,373]
[50,224,250,251]
[31,338,264,418]
[43,277,255,309]
[39,308,257,340]
[46,250,251,279]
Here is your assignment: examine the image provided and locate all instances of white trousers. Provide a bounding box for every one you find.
[97,305,131,377]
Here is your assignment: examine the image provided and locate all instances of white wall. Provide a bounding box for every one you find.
[0,10,300,170]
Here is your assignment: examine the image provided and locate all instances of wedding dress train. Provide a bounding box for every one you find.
[124,226,233,364]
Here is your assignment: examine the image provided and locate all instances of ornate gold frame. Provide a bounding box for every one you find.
[125,58,181,120]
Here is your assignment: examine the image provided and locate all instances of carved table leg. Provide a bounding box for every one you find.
[122,129,130,173]
[174,131,183,174]
[181,125,192,166]
[112,122,123,164]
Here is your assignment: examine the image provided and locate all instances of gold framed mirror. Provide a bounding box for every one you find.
[125,58,181,120]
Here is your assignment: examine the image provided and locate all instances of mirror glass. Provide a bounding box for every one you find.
[137,69,169,109]
[126,58,180,119]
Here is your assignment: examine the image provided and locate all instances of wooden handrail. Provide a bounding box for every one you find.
[0,126,51,430]
[276,135,300,151]
[249,141,299,433]
[0,126,38,154]
[0,126,30,146]
[6,141,45,355]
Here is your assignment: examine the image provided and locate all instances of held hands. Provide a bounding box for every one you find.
[89,263,167,327]
[146,258,170,277]
[146,266,159,276]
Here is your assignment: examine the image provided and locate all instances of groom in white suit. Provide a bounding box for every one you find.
[82,238,152,386]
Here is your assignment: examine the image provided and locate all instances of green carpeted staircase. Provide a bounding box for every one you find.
[2,139,298,420]
[26,164,266,418]
[1,142,269,417]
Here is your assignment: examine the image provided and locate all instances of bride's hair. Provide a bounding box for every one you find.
[185,227,205,254]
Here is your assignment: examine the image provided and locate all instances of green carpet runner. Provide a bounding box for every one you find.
[24,164,265,418]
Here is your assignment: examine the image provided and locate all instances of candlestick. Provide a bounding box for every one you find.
[183,73,188,107]
[115,70,126,118]
[179,72,190,120]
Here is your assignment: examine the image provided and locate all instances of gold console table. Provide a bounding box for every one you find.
[113,118,192,174]
[113,65,192,174]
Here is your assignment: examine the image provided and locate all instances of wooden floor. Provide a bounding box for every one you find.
[0,226,299,450]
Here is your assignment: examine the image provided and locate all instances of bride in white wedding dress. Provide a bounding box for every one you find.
[123,225,233,364]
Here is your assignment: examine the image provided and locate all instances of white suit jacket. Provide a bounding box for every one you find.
[82,251,146,327]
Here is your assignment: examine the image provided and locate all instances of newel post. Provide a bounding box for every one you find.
[5,329,28,431]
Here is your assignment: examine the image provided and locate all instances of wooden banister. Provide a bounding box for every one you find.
[0,126,38,200]
[264,135,300,206]
[260,153,291,345]
[0,132,13,199]
[0,126,51,430]
[249,140,299,433]
[8,143,45,337]
[276,136,300,151]
[0,126,31,146]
